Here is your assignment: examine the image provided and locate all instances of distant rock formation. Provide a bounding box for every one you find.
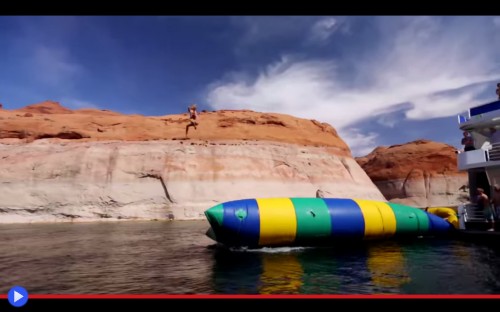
[356,140,468,208]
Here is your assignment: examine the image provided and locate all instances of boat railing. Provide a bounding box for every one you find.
[461,203,486,223]
[487,142,500,161]
[457,148,488,170]
[458,114,468,124]
[457,142,500,170]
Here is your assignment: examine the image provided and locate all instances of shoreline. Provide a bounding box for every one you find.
[0,218,209,225]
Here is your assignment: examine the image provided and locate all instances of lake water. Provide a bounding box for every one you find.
[1,220,500,294]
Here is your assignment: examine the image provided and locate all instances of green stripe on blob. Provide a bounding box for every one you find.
[387,202,430,235]
[291,198,331,244]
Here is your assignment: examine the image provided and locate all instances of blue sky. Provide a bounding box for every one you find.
[1,16,500,156]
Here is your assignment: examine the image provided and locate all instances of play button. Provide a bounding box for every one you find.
[8,286,28,307]
[14,291,23,302]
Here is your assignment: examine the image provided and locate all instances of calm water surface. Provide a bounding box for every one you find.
[1,220,500,294]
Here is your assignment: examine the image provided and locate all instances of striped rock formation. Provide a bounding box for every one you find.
[0,101,385,223]
[356,140,468,208]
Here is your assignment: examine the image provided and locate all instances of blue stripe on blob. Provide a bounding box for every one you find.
[426,212,454,234]
[222,199,260,247]
[323,198,365,239]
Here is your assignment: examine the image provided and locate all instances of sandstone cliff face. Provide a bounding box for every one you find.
[0,101,385,223]
[356,140,468,208]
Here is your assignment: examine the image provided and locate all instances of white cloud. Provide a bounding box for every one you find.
[232,16,350,49]
[12,18,84,88]
[61,98,100,110]
[231,16,313,46]
[206,16,500,156]
[493,17,500,27]
[376,114,400,128]
[207,57,339,114]
[33,45,82,86]
[339,128,379,157]
[405,84,491,120]
[308,17,339,43]
[207,55,498,130]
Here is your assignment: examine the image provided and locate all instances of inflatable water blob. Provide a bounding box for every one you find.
[204,198,457,248]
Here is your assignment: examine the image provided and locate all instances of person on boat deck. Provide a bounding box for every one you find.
[491,185,500,221]
[476,187,495,231]
[461,131,475,151]
[185,104,199,137]
[496,83,500,100]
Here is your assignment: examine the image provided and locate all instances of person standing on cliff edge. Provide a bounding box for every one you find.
[185,104,198,138]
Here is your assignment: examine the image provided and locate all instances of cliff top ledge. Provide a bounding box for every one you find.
[0,101,351,156]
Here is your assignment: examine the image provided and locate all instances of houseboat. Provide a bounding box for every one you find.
[457,99,500,232]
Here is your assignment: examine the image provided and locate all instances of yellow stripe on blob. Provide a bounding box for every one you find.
[257,198,297,246]
[259,253,303,294]
[427,207,459,229]
[354,199,397,239]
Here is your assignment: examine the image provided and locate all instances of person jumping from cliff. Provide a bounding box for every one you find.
[185,104,198,138]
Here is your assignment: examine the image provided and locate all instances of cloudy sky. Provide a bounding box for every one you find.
[1,16,500,156]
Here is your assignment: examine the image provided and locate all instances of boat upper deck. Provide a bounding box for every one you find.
[456,99,500,171]
[458,100,500,131]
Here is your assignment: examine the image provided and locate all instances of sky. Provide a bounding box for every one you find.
[1,16,500,156]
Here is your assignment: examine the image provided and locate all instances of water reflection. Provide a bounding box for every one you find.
[259,253,303,294]
[367,242,411,291]
[211,247,263,294]
[208,229,500,294]
[211,242,413,294]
